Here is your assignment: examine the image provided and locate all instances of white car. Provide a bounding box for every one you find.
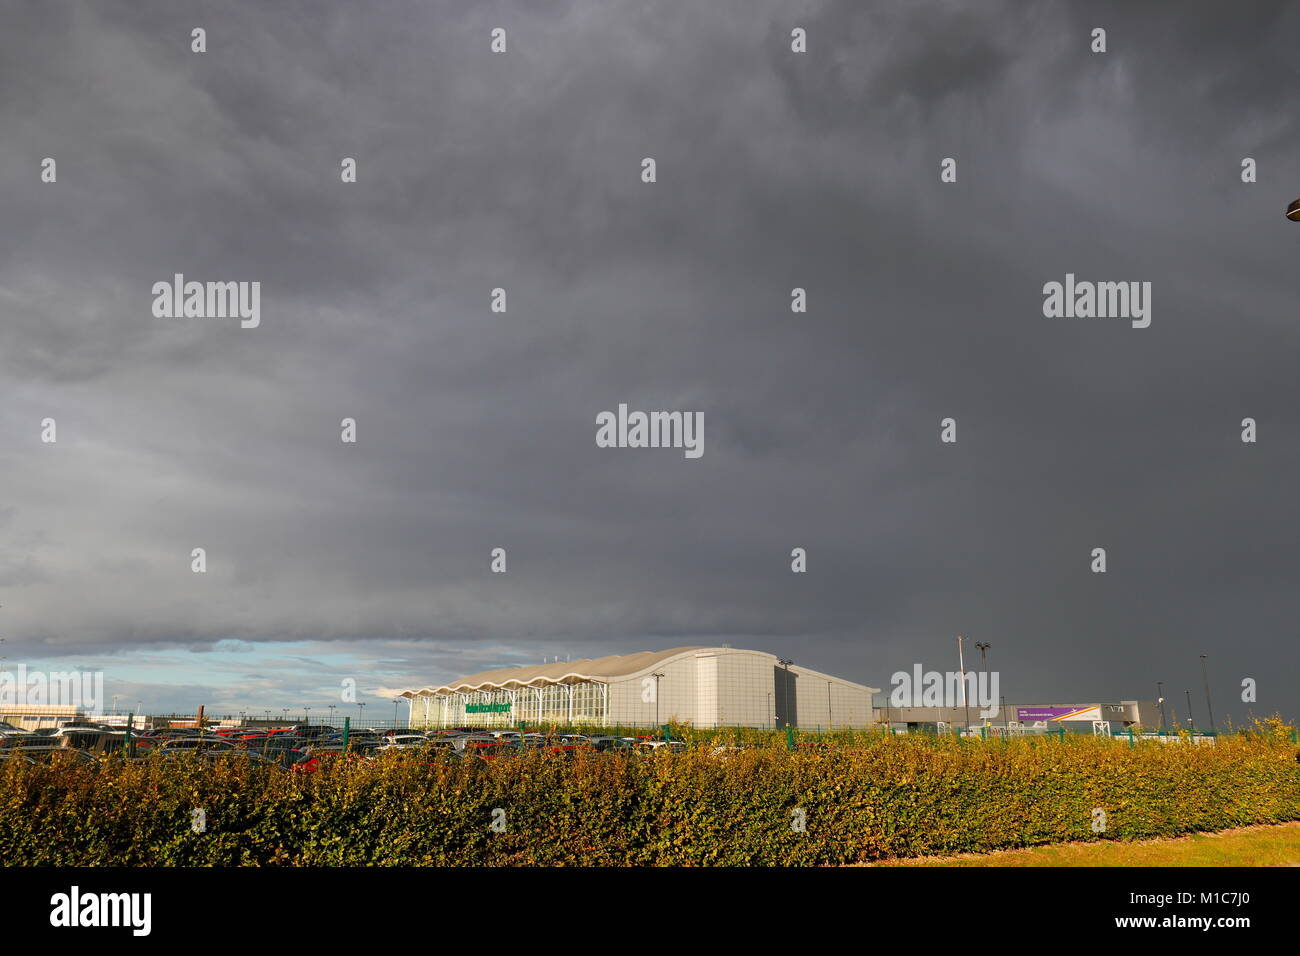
[0,720,31,738]
[378,735,427,750]
[634,740,688,753]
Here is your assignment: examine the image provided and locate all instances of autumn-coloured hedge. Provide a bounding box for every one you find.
[2,725,1296,865]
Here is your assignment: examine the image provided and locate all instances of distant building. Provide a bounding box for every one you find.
[874,700,1159,733]
[402,646,879,729]
[0,704,84,731]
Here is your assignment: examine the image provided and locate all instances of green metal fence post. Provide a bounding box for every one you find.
[786,725,795,752]
[662,723,669,743]
[1128,726,1134,749]
[342,716,350,753]
[124,712,133,757]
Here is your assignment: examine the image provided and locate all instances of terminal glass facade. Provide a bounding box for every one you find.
[411,680,609,728]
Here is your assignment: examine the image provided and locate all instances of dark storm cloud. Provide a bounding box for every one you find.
[0,0,1295,721]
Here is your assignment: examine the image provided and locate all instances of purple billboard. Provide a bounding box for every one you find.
[1017,705,1101,722]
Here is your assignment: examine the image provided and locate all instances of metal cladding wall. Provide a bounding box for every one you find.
[607,650,699,725]
[607,648,876,729]
[789,663,873,730]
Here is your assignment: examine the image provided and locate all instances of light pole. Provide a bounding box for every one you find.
[975,642,990,724]
[650,673,664,725]
[328,704,337,728]
[767,691,773,729]
[1199,655,1215,732]
[1185,689,1195,732]
[957,636,970,730]
[1157,682,1167,732]
[357,701,366,726]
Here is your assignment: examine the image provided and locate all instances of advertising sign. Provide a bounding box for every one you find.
[1016,705,1102,722]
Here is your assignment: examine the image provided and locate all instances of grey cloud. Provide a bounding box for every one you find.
[0,0,1295,723]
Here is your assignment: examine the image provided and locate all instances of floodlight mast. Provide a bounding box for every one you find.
[974,642,991,725]
[957,636,970,729]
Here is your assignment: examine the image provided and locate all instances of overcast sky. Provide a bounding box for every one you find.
[1,0,1296,724]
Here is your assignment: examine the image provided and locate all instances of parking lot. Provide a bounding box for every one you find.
[0,721,696,771]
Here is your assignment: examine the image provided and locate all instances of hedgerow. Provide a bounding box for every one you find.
[2,722,1295,865]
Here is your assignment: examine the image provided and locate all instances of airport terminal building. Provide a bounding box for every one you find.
[402,646,879,730]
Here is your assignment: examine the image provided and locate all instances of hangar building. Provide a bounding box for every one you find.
[401,646,878,730]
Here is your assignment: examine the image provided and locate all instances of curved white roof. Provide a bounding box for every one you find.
[401,646,731,696]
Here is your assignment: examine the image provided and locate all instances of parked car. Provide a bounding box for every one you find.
[633,740,688,753]
[9,745,99,764]
[50,723,110,737]
[199,749,280,767]
[291,740,382,774]
[379,743,461,765]
[420,738,459,755]
[290,725,336,739]
[520,735,588,757]
[156,737,238,755]
[48,727,131,754]
[463,739,518,761]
